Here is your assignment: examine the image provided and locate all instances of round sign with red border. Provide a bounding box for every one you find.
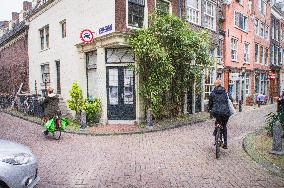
[80,29,94,43]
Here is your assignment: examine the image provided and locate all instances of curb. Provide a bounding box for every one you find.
[243,129,284,178]
[0,109,207,137]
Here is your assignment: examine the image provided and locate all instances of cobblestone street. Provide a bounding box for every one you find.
[0,105,284,188]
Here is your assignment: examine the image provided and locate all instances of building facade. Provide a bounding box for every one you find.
[28,0,179,124]
[0,1,32,95]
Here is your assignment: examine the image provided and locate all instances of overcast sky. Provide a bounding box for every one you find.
[0,0,283,21]
[0,0,25,21]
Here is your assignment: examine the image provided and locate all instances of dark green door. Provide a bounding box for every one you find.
[107,67,136,120]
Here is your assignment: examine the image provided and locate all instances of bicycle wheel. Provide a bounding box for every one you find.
[215,127,221,159]
[53,129,61,140]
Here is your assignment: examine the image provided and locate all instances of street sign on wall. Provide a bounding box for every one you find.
[80,29,94,43]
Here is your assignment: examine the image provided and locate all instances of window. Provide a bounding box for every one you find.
[128,0,145,28]
[204,1,215,30]
[235,11,248,31]
[265,25,269,39]
[56,61,61,94]
[254,19,259,35]
[260,46,264,64]
[41,64,50,83]
[45,26,49,48]
[156,0,170,14]
[271,46,274,65]
[276,23,279,41]
[238,0,244,5]
[245,73,250,96]
[40,29,44,50]
[255,43,259,63]
[187,0,200,25]
[217,39,223,64]
[272,23,275,40]
[39,25,49,50]
[260,73,266,94]
[244,43,249,63]
[260,22,264,37]
[205,68,214,100]
[258,0,266,15]
[274,45,278,65]
[231,38,238,61]
[265,48,268,65]
[60,20,66,38]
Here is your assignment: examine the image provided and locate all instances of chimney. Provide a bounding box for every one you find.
[3,21,9,28]
[23,1,32,11]
[12,12,19,22]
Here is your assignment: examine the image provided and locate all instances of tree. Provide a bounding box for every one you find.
[129,13,211,118]
[67,81,84,120]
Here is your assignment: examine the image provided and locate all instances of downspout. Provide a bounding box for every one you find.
[178,0,183,17]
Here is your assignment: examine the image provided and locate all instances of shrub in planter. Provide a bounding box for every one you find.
[82,98,102,124]
[67,81,84,120]
[265,111,284,137]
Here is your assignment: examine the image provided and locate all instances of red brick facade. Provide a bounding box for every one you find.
[0,32,29,94]
[115,0,179,32]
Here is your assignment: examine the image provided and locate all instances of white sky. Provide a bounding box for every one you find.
[0,0,25,21]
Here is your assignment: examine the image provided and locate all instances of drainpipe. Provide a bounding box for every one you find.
[178,0,182,17]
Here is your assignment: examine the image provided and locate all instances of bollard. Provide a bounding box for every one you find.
[147,108,153,129]
[270,121,284,155]
[80,111,87,129]
[239,100,243,112]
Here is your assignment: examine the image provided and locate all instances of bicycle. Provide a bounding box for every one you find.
[43,114,62,140]
[215,123,224,159]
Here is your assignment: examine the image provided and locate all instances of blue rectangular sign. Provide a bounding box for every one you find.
[99,24,112,34]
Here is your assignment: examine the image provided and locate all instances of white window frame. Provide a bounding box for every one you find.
[235,11,248,32]
[204,1,216,31]
[126,0,148,29]
[231,37,238,61]
[265,25,269,39]
[187,0,201,25]
[39,25,49,51]
[260,22,264,37]
[260,45,264,65]
[204,67,215,100]
[254,19,259,35]
[244,42,250,64]
[255,43,259,63]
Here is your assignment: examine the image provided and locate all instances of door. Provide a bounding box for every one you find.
[107,67,136,120]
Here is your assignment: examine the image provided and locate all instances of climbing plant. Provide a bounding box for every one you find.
[129,13,211,118]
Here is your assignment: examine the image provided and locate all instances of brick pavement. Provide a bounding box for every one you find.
[0,105,283,188]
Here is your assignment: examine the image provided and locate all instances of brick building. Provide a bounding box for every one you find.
[222,0,256,105]
[178,0,224,113]
[0,1,32,95]
[252,0,271,102]
[270,2,283,98]
[28,0,180,124]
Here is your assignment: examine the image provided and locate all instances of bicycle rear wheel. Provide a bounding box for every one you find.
[215,127,221,159]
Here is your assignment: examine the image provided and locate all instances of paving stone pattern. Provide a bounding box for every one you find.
[0,105,284,188]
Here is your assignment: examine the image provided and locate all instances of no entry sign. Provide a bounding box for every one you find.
[80,29,94,43]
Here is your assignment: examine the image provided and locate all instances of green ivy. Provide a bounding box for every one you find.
[265,111,284,135]
[129,13,211,118]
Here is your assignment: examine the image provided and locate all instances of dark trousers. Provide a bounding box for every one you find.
[214,115,229,145]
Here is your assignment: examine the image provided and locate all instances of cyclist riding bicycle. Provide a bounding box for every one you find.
[208,79,233,149]
[41,87,61,136]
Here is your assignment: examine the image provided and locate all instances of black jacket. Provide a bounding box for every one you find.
[208,86,233,117]
[42,94,60,118]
